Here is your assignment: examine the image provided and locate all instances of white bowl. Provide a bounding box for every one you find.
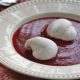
[0,0,80,79]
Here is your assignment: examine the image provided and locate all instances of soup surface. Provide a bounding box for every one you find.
[13,17,80,66]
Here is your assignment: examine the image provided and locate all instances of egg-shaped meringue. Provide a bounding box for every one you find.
[47,19,77,41]
[25,37,58,60]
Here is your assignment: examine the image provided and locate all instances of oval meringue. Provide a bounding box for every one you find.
[25,37,58,60]
[47,19,77,41]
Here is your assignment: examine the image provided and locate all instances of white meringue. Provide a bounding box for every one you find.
[25,37,58,60]
[47,19,77,41]
[0,0,17,6]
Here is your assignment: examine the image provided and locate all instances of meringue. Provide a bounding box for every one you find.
[25,37,58,60]
[47,19,77,41]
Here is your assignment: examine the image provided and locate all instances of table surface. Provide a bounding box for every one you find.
[0,0,43,80]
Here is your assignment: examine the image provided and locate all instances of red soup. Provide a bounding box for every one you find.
[12,17,80,66]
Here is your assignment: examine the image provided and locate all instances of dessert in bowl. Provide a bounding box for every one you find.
[1,0,80,79]
[13,17,79,66]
